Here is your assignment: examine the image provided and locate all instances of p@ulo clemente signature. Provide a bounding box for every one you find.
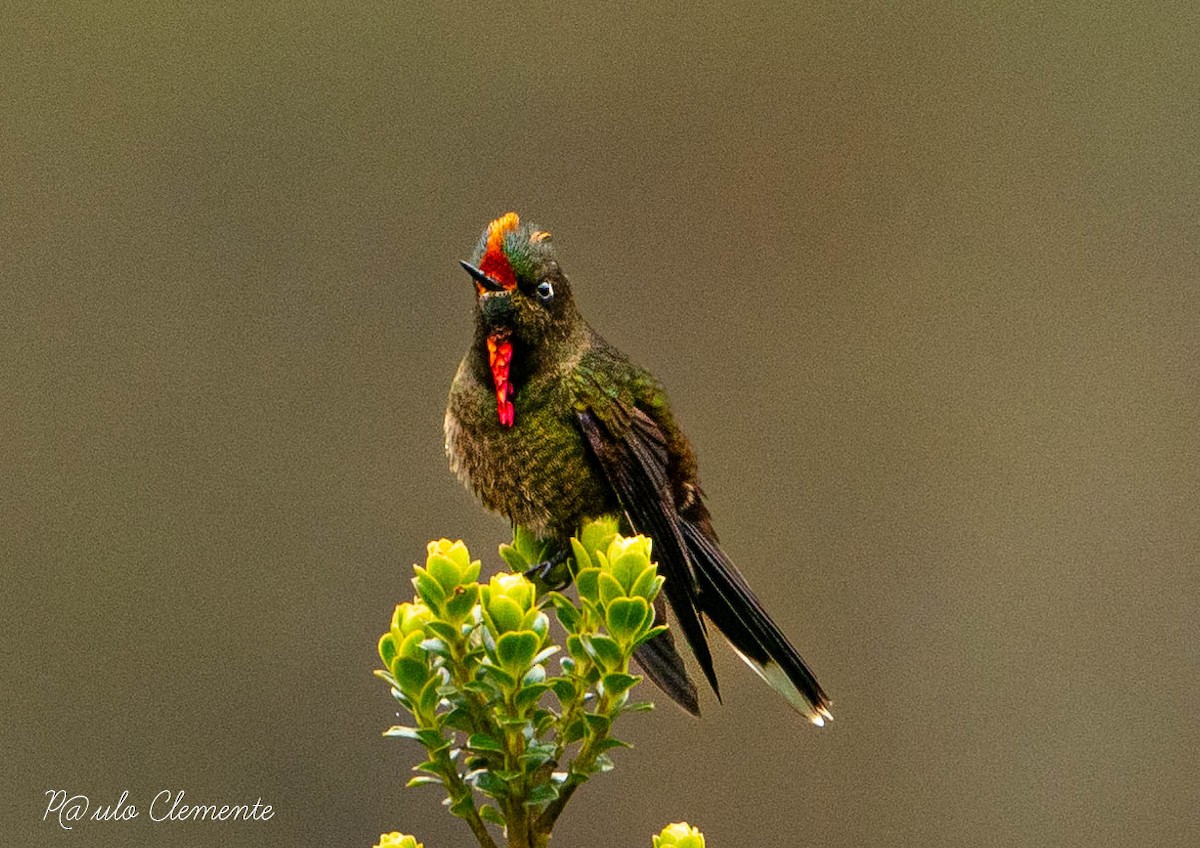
[43,789,275,830]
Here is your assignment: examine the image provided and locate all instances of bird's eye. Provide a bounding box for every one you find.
[536,280,554,303]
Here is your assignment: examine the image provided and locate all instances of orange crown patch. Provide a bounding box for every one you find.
[478,212,520,291]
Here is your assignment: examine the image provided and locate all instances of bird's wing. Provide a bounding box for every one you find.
[576,407,721,704]
[577,405,832,725]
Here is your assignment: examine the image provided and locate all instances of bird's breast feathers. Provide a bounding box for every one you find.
[445,361,612,535]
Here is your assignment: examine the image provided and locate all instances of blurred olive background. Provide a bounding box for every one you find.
[3,3,1197,847]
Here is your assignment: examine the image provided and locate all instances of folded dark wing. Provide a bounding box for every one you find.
[576,407,720,704]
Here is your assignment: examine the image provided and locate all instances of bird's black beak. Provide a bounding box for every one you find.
[460,261,506,293]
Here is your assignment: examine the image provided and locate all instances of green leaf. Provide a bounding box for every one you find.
[520,741,557,771]
[424,620,460,643]
[622,700,656,713]
[549,677,576,702]
[473,771,509,798]
[597,572,624,607]
[562,717,587,744]
[605,597,649,643]
[578,596,601,622]
[583,712,611,737]
[441,706,475,732]
[405,775,443,788]
[466,733,505,754]
[565,634,589,663]
[569,537,592,572]
[579,516,620,560]
[417,728,449,750]
[498,715,534,731]
[373,667,400,687]
[633,624,669,648]
[392,657,430,696]
[524,662,549,684]
[496,630,540,673]
[583,634,623,672]
[515,681,552,712]
[418,637,449,656]
[487,596,524,634]
[575,567,601,605]
[443,584,479,622]
[534,709,558,735]
[479,804,507,826]
[499,543,530,572]
[524,782,560,807]
[414,758,444,776]
[551,598,581,631]
[609,551,647,593]
[653,821,707,847]
[465,758,490,774]
[512,524,551,563]
[463,678,498,698]
[592,737,632,753]
[399,630,427,660]
[382,725,422,740]
[629,564,660,601]
[479,664,517,690]
[418,676,442,716]
[520,608,550,636]
[427,553,464,592]
[449,791,478,819]
[600,672,641,699]
[412,567,447,608]
[378,633,398,667]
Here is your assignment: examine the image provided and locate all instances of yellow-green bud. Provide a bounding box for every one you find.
[392,601,433,656]
[412,540,481,621]
[483,572,538,634]
[653,821,705,848]
[379,601,432,668]
[596,533,661,609]
[424,538,481,592]
[373,832,423,848]
[377,601,436,698]
[427,538,470,568]
[578,515,622,562]
[605,534,653,567]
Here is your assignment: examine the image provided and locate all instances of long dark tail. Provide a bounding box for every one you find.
[680,521,832,726]
[576,406,829,722]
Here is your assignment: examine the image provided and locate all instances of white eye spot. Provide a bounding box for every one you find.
[536,280,554,302]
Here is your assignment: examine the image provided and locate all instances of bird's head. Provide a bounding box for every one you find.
[460,212,577,347]
[459,212,581,427]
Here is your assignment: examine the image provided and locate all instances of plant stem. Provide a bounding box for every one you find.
[439,752,499,848]
[462,802,500,848]
[536,692,610,832]
[429,627,501,847]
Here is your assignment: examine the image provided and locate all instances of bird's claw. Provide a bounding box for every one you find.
[523,546,571,591]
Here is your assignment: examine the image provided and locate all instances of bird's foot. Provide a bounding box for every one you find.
[523,546,571,591]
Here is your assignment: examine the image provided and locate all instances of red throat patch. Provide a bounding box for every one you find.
[478,212,520,293]
[486,332,515,426]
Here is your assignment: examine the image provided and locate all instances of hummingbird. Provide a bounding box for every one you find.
[444,212,832,725]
